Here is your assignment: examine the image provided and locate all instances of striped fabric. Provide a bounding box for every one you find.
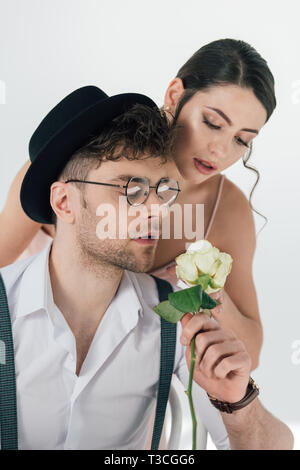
[0,273,18,450]
[150,275,177,451]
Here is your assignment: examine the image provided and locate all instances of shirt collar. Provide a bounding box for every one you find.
[15,242,143,319]
[15,242,52,318]
[114,270,144,320]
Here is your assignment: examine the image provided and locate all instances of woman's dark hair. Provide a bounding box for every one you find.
[173,38,276,236]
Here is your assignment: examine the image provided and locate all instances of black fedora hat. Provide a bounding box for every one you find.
[20,86,158,224]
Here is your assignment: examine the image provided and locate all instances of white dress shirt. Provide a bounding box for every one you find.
[0,242,230,450]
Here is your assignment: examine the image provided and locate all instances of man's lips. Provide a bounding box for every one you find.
[132,231,160,239]
[131,233,160,244]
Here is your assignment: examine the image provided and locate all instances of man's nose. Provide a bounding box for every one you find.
[144,189,170,216]
[140,191,168,229]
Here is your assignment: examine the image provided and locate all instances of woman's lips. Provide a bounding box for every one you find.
[193,158,216,175]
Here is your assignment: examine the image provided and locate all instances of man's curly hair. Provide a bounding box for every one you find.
[52,103,176,225]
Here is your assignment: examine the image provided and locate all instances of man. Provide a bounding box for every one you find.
[0,86,293,450]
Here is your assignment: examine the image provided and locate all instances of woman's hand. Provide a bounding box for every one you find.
[209,289,225,314]
[180,312,251,403]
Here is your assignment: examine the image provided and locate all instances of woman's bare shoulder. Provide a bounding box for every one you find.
[209,175,256,248]
[217,176,252,217]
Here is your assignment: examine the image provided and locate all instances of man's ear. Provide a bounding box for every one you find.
[163,77,185,114]
[50,181,75,224]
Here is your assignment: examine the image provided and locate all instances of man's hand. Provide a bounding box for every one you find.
[180,312,251,403]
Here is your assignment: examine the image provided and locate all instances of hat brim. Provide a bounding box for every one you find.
[20,93,157,224]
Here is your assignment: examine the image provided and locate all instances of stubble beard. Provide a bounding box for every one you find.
[75,205,157,276]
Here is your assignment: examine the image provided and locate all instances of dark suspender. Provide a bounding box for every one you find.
[150,275,177,451]
[0,272,176,451]
[0,273,18,450]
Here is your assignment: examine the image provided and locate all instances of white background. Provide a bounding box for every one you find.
[1,0,300,449]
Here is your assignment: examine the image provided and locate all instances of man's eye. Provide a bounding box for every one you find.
[203,118,221,130]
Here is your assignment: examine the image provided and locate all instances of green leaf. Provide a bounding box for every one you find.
[201,291,218,309]
[168,285,203,313]
[153,300,186,323]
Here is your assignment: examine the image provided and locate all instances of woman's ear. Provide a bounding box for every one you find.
[163,77,185,113]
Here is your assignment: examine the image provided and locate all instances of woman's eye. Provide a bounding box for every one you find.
[203,118,221,130]
[236,137,250,148]
[204,116,250,148]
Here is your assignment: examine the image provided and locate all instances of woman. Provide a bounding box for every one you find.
[0,38,275,373]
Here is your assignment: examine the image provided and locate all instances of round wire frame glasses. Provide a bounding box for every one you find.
[64,176,181,206]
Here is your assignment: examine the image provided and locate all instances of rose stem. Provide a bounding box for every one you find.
[185,334,197,450]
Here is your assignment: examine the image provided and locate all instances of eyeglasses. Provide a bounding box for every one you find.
[64,176,181,206]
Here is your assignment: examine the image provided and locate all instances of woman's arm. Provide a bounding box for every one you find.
[209,179,263,371]
[0,160,43,267]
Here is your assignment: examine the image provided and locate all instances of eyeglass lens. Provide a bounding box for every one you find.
[126,177,179,206]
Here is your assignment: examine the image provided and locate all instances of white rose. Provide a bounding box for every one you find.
[186,239,212,254]
[175,253,199,285]
[175,239,233,293]
[209,252,233,289]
